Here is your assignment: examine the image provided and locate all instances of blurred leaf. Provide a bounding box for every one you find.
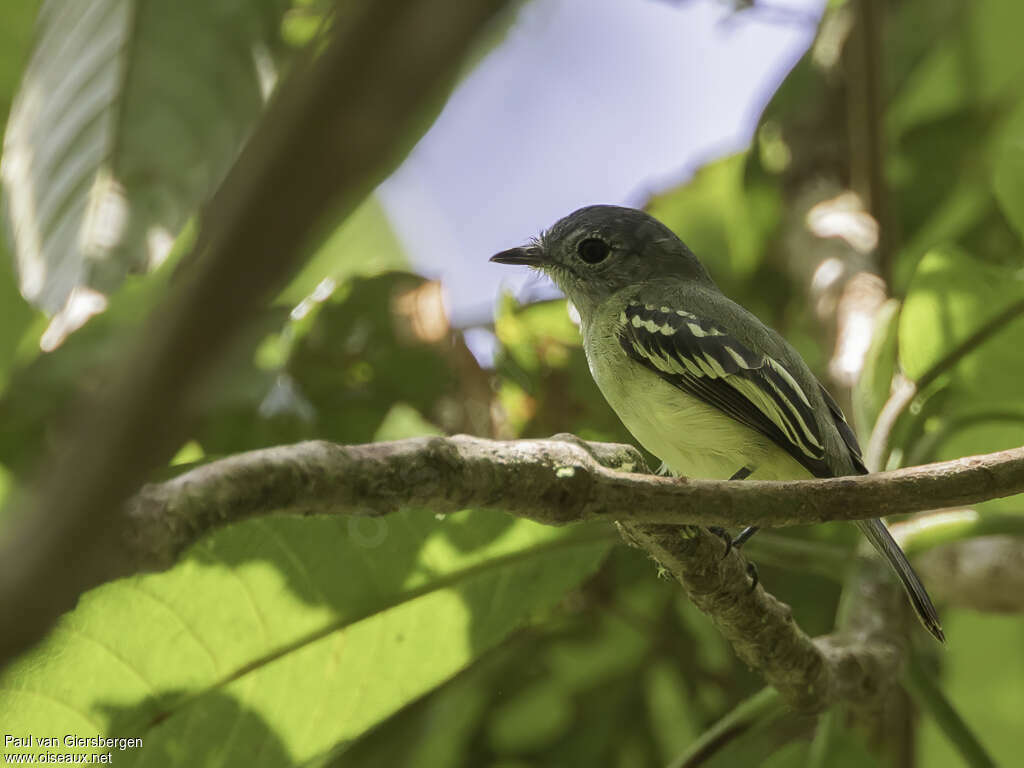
[0,271,169,473]
[0,0,42,386]
[992,103,1024,244]
[0,261,290,476]
[278,195,408,306]
[373,402,443,442]
[887,0,1024,134]
[286,272,491,444]
[0,0,39,124]
[493,295,630,445]
[1,0,291,313]
[646,152,780,304]
[899,248,1024,402]
[0,244,38,390]
[993,141,1024,244]
[328,645,502,768]
[917,612,1024,767]
[645,658,698,762]
[0,510,612,766]
[917,415,1024,512]
[488,677,574,754]
[853,299,900,440]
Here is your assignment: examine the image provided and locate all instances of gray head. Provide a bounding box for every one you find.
[490,205,715,318]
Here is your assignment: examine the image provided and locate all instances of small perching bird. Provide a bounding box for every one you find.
[491,204,944,643]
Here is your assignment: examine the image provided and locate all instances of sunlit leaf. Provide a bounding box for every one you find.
[899,248,1024,402]
[0,511,612,766]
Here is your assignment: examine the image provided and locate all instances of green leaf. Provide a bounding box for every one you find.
[887,0,1024,133]
[0,511,612,766]
[0,0,39,124]
[285,272,486,445]
[992,102,1024,244]
[917,415,1024,512]
[645,152,779,290]
[917,612,1022,767]
[1,0,290,313]
[898,248,1024,402]
[852,298,900,441]
[0,0,43,387]
[277,195,408,307]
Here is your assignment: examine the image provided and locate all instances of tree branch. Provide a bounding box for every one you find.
[117,436,1024,575]
[120,432,958,712]
[12,430,1013,711]
[915,536,1024,613]
[617,523,902,712]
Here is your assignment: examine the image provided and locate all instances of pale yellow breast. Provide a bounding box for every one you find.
[583,319,810,482]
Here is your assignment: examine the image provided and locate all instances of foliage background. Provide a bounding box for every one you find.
[0,1,1022,766]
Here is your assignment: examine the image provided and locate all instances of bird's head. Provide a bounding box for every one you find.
[490,205,715,319]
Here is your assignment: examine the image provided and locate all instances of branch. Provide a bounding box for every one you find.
[0,0,513,669]
[10,431,1023,708]
[116,433,1020,712]
[120,433,920,712]
[915,536,1024,613]
[114,436,1024,574]
[618,523,902,712]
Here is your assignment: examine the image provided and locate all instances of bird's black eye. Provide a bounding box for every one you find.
[577,238,610,264]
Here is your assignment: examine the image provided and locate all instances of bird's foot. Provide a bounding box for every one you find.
[745,561,760,592]
[708,526,733,557]
[732,526,760,549]
[708,527,760,592]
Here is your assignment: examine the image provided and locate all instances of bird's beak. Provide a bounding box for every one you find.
[490,244,545,266]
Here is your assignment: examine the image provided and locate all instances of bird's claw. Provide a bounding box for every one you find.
[708,526,733,558]
[708,527,759,592]
[745,561,759,592]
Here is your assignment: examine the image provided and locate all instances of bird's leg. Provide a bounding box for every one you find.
[708,466,755,555]
[709,466,760,591]
[732,526,760,549]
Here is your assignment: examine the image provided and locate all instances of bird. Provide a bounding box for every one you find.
[491,204,944,643]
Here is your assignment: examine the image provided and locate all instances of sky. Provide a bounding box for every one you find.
[377,0,825,329]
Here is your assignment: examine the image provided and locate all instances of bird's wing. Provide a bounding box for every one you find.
[616,300,831,477]
[817,383,868,474]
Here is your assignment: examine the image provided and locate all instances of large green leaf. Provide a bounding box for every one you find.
[899,248,1024,402]
[0,510,612,766]
[1,0,290,313]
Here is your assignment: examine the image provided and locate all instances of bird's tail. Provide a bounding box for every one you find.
[855,518,945,643]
